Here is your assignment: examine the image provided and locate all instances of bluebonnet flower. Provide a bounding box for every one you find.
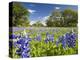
[21,51,30,58]
[16,49,21,54]
[60,32,77,48]
[70,32,76,40]
[67,32,76,48]
[14,34,31,58]
[46,32,49,36]
[35,34,41,41]
[16,35,21,39]
[57,35,67,49]
[24,42,30,47]
[45,38,49,43]
[26,37,32,41]
[25,34,32,41]
[45,34,54,43]
[13,42,18,48]
[58,36,63,42]
[62,35,67,49]
[16,38,25,45]
[49,34,54,42]
[9,34,17,39]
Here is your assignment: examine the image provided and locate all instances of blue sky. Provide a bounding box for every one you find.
[21,2,78,25]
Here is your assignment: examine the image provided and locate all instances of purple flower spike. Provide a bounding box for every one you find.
[9,34,17,39]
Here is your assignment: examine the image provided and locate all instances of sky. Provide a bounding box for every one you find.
[21,2,78,25]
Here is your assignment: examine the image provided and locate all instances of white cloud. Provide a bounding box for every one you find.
[55,7,60,9]
[42,16,49,20]
[41,21,46,26]
[41,16,49,26]
[30,16,49,26]
[30,21,36,25]
[28,9,36,14]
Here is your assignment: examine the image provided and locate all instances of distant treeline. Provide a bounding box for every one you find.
[9,2,78,27]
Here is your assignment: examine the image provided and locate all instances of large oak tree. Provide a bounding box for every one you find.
[11,2,30,27]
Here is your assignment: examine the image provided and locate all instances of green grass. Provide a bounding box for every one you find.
[9,27,78,58]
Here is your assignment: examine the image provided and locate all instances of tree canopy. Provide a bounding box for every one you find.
[11,2,30,27]
[46,9,78,27]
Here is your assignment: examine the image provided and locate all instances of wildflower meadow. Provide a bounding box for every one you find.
[9,27,78,58]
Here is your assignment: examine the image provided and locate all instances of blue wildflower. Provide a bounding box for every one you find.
[62,35,67,49]
[45,38,49,43]
[67,32,76,48]
[16,35,21,39]
[46,32,49,36]
[21,52,30,58]
[45,34,54,43]
[17,38,25,44]
[16,49,21,54]
[70,33,76,40]
[35,34,41,41]
[49,34,54,42]
[57,35,67,49]
[14,35,31,58]
[9,34,17,39]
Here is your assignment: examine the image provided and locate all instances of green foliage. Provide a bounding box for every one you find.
[29,32,78,57]
[62,9,78,27]
[46,9,78,27]
[11,2,30,27]
[32,21,44,27]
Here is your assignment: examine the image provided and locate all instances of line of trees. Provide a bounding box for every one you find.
[32,21,44,27]
[31,9,78,27]
[46,9,78,27]
[10,2,78,27]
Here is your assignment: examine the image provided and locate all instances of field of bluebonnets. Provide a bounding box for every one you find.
[9,27,78,58]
